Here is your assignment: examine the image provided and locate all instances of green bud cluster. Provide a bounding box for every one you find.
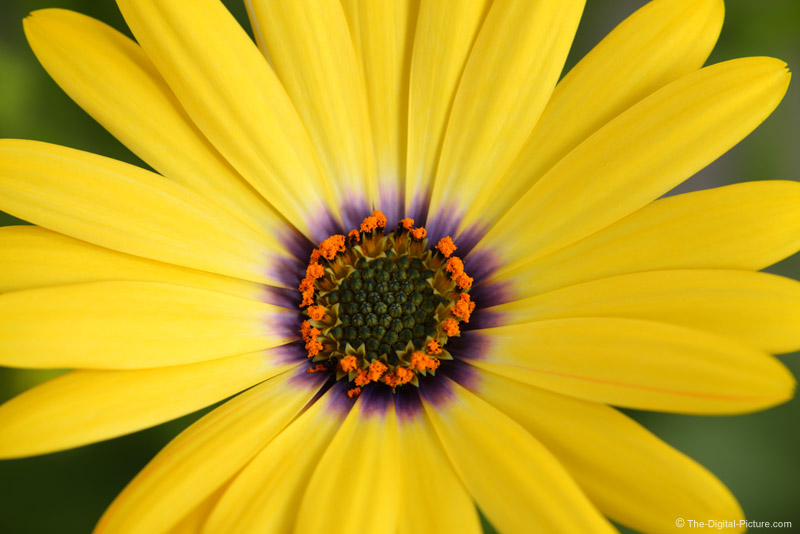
[326,255,443,364]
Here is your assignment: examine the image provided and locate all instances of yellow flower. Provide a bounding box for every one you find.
[0,0,798,533]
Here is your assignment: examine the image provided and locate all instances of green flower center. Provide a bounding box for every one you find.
[299,212,476,396]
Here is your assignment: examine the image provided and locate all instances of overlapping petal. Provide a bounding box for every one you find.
[23,9,285,238]
[0,349,296,458]
[96,369,326,534]
[0,226,263,299]
[0,281,295,369]
[116,0,338,239]
[476,58,790,267]
[296,389,399,534]
[0,140,299,287]
[204,383,350,533]
[459,0,724,230]
[426,0,585,237]
[464,318,794,414]
[471,369,744,534]
[484,270,800,353]
[421,378,616,534]
[481,181,800,301]
[246,0,376,225]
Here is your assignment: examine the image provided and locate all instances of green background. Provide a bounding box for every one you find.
[1,1,798,532]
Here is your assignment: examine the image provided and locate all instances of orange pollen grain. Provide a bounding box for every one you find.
[305,338,323,358]
[340,355,358,373]
[427,340,442,354]
[436,237,457,257]
[456,273,473,289]
[442,319,460,336]
[354,369,370,386]
[360,216,379,233]
[347,387,362,398]
[451,293,476,323]
[300,321,313,341]
[445,257,464,278]
[410,227,427,240]
[300,287,315,307]
[306,363,327,373]
[382,371,400,388]
[400,218,414,230]
[368,360,388,382]
[410,351,439,371]
[307,305,325,321]
[395,366,414,384]
[318,235,346,260]
[306,263,324,280]
[348,229,361,241]
[372,210,387,228]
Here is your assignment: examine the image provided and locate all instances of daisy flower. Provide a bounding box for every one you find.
[1,0,798,532]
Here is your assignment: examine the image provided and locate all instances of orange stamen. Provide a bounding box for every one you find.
[445,257,464,278]
[307,305,325,321]
[306,262,324,280]
[456,272,473,289]
[300,287,315,307]
[354,369,370,386]
[400,218,414,230]
[318,235,346,260]
[300,321,314,341]
[451,293,476,323]
[442,319,460,337]
[436,237,457,257]
[372,210,387,228]
[340,355,358,373]
[306,363,327,373]
[347,387,362,398]
[395,366,414,384]
[368,360,388,382]
[348,229,360,241]
[427,340,442,354]
[383,371,400,388]
[360,216,379,233]
[410,351,439,371]
[410,227,427,240]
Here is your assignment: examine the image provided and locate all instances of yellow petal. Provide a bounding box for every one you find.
[421,378,615,534]
[167,484,228,534]
[462,0,724,229]
[479,57,791,269]
[341,0,418,221]
[95,367,326,534]
[0,281,295,369]
[426,0,585,234]
[405,0,490,217]
[0,348,296,458]
[485,181,800,300]
[467,317,795,414]
[204,383,350,534]
[397,402,482,534]
[247,0,376,220]
[296,390,399,534]
[473,369,744,534]
[23,9,286,239]
[486,270,800,354]
[0,140,296,287]
[116,0,338,236]
[0,226,263,299]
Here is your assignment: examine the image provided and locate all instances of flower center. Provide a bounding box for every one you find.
[299,211,475,398]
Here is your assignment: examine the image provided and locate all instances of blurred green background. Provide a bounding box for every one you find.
[1,1,799,532]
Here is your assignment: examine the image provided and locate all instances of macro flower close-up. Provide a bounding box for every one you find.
[1,0,799,532]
